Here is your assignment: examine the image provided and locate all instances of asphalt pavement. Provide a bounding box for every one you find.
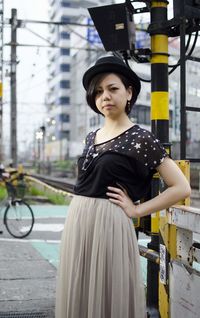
[0,204,68,317]
[0,240,56,317]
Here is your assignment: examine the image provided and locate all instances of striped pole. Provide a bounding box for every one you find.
[147,1,169,316]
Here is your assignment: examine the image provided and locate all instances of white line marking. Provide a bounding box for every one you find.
[0,237,61,243]
[29,223,64,232]
[34,216,66,219]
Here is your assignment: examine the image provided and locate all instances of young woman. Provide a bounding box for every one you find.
[55,56,191,318]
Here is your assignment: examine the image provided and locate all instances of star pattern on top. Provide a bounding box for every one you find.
[82,125,168,171]
[134,143,141,149]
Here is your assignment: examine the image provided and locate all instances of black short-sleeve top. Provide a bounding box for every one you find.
[74,124,168,202]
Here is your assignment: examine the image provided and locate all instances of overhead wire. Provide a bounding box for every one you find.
[112,51,152,83]
[168,30,199,75]
[25,26,55,46]
[16,79,48,95]
[127,59,151,83]
[62,24,103,51]
[3,64,48,94]
[168,34,191,68]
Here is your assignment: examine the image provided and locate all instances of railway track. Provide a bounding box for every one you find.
[29,174,75,193]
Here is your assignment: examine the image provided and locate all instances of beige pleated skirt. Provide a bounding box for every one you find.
[55,195,146,318]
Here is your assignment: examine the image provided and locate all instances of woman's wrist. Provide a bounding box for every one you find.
[131,204,140,218]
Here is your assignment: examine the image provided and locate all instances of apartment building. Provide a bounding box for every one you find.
[45,0,107,160]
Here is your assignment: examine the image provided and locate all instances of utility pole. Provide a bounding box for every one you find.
[148,1,169,317]
[10,8,17,166]
[0,0,4,161]
[179,3,186,160]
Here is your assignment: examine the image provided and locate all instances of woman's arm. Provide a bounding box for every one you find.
[134,157,191,217]
[106,157,191,218]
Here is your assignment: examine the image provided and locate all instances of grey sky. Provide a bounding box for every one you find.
[3,0,49,157]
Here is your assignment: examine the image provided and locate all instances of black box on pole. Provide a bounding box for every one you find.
[88,3,135,52]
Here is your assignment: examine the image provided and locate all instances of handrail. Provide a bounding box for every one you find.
[168,205,200,234]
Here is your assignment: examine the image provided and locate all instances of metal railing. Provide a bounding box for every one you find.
[168,205,200,317]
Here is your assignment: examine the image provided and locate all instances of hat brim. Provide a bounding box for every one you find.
[82,62,141,97]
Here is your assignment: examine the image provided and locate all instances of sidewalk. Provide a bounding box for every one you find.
[0,240,56,317]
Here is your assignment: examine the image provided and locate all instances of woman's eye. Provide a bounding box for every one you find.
[96,90,102,95]
[111,87,118,91]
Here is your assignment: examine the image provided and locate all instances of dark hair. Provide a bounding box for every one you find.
[86,72,137,115]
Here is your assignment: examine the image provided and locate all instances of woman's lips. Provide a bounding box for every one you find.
[103,104,114,109]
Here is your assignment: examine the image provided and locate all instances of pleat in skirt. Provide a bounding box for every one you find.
[55,195,146,318]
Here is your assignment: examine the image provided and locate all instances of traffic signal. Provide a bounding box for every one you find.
[173,0,200,19]
[88,3,135,52]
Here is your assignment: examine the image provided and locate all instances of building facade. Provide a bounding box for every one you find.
[46,0,107,160]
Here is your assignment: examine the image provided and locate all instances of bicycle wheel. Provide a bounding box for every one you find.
[4,199,34,238]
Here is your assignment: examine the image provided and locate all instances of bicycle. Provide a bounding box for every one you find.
[0,172,35,238]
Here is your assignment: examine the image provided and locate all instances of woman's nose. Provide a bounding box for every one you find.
[102,90,110,100]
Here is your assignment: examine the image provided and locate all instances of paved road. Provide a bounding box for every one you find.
[0,205,68,316]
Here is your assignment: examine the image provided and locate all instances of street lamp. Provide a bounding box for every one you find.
[40,125,46,164]
[35,129,44,174]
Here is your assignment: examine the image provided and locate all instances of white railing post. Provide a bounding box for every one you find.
[168,205,200,318]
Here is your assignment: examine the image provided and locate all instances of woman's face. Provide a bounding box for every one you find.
[94,73,132,118]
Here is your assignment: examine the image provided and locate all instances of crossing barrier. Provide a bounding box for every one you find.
[167,205,200,317]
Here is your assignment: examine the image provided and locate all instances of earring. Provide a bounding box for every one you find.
[127,100,131,113]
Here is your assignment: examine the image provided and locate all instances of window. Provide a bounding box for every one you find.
[131,105,150,125]
[61,16,70,23]
[60,113,70,122]
[60,64,70,72]
[59,130,70,140]
[60,80,70,89]
[169,110,173,128]
[61,1,71,7]
[90,115,100,127]
[60,48,70,56]
[58,97,70,105]
[60,31,70,40]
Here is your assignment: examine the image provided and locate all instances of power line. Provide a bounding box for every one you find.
[3,102,47,107]
[16,79,48,95]
[25,26,54,45]
[4,42,104,51]
[62,24,101,50]
[169,30,199,75]
[3,65,48,93]
[4,17,95,28]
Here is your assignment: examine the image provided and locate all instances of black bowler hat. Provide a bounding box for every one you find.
[82,55,141,101]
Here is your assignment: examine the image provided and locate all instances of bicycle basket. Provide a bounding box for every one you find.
[6,180,26,199]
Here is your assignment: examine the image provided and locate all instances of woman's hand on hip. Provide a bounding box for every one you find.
[106,186,138,218]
